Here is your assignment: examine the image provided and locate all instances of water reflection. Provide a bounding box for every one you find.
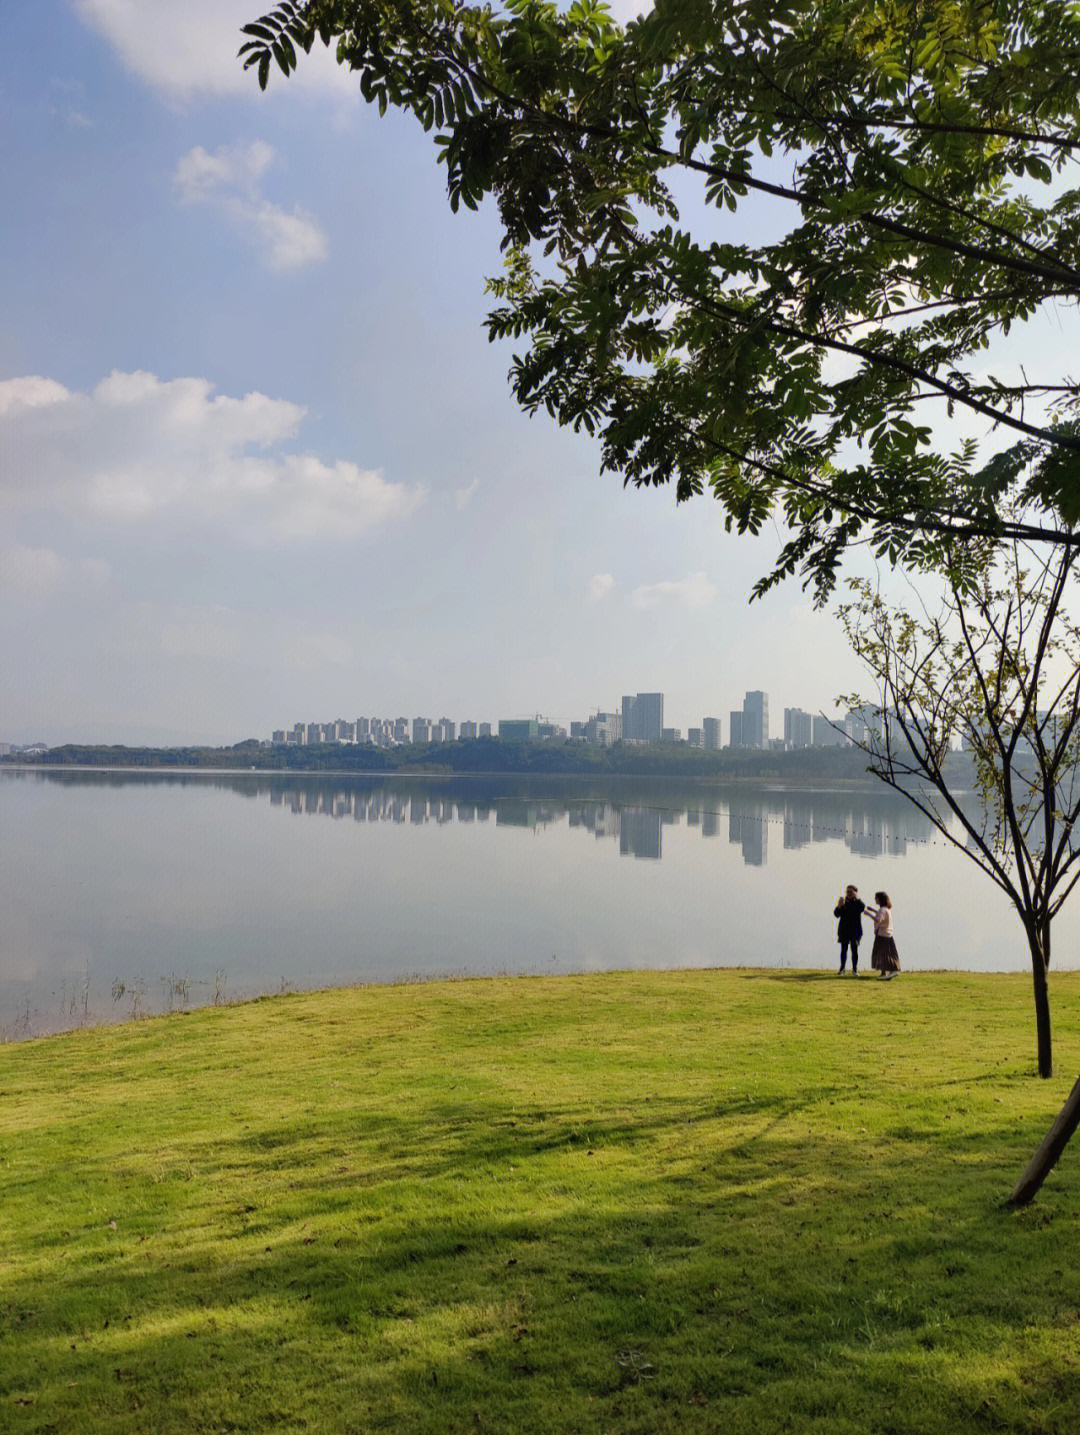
[3,767,940,866]
[256,774,937,865]
[3,767,988,1041]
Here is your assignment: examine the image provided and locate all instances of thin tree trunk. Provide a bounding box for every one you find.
[1029,929,1053,1078]
[1009,1072,1080,1206]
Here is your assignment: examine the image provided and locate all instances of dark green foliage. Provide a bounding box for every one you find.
[240,0,1080,600]
[8,738,893,780]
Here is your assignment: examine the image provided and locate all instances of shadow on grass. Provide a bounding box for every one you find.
[5,1094,1080,1435]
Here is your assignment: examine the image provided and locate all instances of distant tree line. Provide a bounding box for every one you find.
[4,737,971,782]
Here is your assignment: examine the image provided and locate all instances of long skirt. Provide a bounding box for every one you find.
[871,935,900,972]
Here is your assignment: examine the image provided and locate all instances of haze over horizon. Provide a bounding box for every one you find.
[0,2,997,748]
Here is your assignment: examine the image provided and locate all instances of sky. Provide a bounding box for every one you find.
[1,2,1068,747]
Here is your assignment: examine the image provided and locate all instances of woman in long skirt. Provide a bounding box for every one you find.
[866,891,900,979]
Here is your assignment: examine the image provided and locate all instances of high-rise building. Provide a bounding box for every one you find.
[498,718,539,740]
[844,709,867,745]
[460,720,478,740]
[621,692,664,743]
[784,707,813,749]
[439,718,456,742]
[702,717,721,750]
[847,705,883,748]
[729,710,744,747]
[585,711,621,746]
[687,728,703,748]
[661,727,682,743]
[812,714,844,747]
[743,691,769,748]
[478,722,492,738]
[412,717,432,744]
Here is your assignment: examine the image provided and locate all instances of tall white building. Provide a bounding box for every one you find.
[621,692,664,743]
[743,691,769,748]
[813,714,845,747]
[784,707,813,748]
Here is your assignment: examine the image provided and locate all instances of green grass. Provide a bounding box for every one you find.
[4,969,1080,1434]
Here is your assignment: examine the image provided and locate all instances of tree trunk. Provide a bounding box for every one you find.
[1008,1071,1080,1206]
[1029,930,1053,1078]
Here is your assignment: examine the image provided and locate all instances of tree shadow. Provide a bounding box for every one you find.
[6,1092,1080,1433]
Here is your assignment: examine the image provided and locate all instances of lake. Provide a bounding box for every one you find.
[1,767,1070,1037]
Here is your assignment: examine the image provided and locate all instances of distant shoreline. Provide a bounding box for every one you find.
[3,736,968,786]
[1,760,897,789]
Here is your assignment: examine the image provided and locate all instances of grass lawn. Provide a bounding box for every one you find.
[4,968,1080,1434]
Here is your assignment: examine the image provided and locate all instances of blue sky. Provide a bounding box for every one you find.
[2,0,1051,746]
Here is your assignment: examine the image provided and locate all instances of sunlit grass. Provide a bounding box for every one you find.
[4,969,1080,1432]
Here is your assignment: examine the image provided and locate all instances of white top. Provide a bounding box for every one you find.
[865,905,894,937]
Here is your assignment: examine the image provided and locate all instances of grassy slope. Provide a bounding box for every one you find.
[3,970,1080,1434]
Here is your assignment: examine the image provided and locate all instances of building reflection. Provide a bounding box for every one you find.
[728,809,767,866]
[260,775,942,867]
[32,768,941,868]
[619,807,662,861]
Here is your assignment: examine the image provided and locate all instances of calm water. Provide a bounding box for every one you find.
[1,767,1071,1037]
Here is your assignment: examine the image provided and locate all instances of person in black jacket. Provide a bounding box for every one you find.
[834,885,865,974]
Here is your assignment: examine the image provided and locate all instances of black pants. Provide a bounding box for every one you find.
[839,939,859,972]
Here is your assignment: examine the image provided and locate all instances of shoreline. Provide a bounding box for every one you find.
[0,761,913,790]
[2,963,1054,1046]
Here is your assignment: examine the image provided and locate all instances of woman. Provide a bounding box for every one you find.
[866,892,900,979]
[833,884,865,975]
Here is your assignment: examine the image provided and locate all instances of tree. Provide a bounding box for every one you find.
[838,534,1080,1201]
[241,0,1079,598]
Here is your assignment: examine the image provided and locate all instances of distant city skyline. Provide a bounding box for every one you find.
[2,685,874,756]
[267,690,864,752]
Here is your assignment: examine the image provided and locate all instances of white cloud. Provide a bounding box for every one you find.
[174,140,274,201]
[0,376,70,415]
[175,142,327,271]
[454,479,479,510]
[73,0,358,103]
[0,543,111,599]
[631,571,717,609]
[586,572,615,601]
[0,370,425,544]
[246,199,327,271]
